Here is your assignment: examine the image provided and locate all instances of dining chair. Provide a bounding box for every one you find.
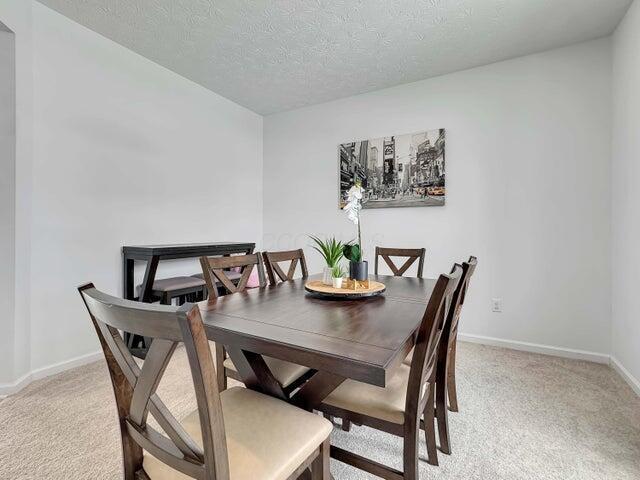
[317,265,462,478]
[263,249,309,286]
[402,256,477,456]
[375,247,426,278]
[439,256,477,412]
[78,283,332,480]
[199,252,267,299]
[190,269,242,297]
[199,253,313,394]
[336,246,425,435]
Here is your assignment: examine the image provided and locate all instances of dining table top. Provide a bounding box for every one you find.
[198,274,436,388]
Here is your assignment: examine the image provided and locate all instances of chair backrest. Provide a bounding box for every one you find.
[263,249,309,286]
[374,247,426,278]
[404,265,462,419]
[78,284,229,480]
[448,256,478,338]
[199,253,267,298]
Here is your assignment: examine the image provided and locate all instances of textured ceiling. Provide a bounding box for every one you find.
[36,0,631,114]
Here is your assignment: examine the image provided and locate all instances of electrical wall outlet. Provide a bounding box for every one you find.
[491,298,502,313]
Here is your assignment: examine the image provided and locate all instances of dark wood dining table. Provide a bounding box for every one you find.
[198,274,436,410]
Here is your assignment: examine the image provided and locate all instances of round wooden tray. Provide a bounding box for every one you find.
[304,279,386,299]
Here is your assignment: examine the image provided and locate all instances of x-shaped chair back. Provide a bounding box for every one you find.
[405,265,462,417]
[263,249,308,286]
[375,247,426,278]
[448,256,478,337]
[199,253,267,298]
[78,284,229,480]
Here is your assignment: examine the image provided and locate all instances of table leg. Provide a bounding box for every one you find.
[298,469,334,480]
[122,255,135,349]
[291,371,346,411]
[139,256,160,303]
[226,345,345,415]
[226,347,287,401]
[123,256,135,300]
[126,256,159,357]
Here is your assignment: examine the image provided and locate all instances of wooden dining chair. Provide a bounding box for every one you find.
[78,283,331,480]
[375,247,426,278]
[440,256,477,413]
[400,257,477,456]
[199,253,313,395]
[199,252,267,299]
[263,249,309,286]
[336,246,425,434]
[317,265,462,478]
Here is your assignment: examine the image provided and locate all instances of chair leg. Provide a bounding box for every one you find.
[311,439,330,480]
[447,340,459,412]
[435,334,453,455]
[215,343,227,391]
[403,418,420,479]
[423,383,439,466]
[436,377,451,455]
[161,292,172,305]
[342,419,351,432]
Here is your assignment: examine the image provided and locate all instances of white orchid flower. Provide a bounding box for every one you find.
[345,206,359,225]
[343,182,365,264]
[347,184,363,200]
[344,183,363,225]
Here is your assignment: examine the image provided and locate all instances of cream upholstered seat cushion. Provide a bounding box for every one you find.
[322,363,411,425]
[143,387,332,480]
[403,348,414,366]
[223,356,310,389]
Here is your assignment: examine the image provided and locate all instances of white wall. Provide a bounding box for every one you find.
[0,0,263,392]
[612,0,640,392]
[0,1,630,394]
[0,2,264,384]
[0,23,15,385]
[0,0,33,391]
[264,39,612,359]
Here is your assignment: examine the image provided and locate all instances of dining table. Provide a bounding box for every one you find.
[198,273,436,411]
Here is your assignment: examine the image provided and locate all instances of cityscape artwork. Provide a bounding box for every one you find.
[339,129,445,209]
[339,128,446,208]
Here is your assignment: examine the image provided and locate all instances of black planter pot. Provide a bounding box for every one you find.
[349,260,368,281]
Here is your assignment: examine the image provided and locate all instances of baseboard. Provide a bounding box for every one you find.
[457,333,611,364]
[610,356,640,397]
[0,350,102,397]
[2,338,637,399]
[0,372,33,398]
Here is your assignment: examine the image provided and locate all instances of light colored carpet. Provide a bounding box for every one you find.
[0,342,638,479]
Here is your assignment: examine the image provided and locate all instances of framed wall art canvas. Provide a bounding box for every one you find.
[339,129,445,208]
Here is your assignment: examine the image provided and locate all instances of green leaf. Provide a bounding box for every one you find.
[343,243,362,262]
[331,264,344,278]
[309,235,344,267]
[343,244,352,261]
[351,244,362,262]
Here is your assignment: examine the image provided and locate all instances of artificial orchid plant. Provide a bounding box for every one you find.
[343,181,364,263]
